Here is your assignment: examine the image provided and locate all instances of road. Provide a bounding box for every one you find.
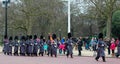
[0,53,119,64]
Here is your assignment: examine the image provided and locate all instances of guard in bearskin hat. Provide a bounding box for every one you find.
[28,35,34,56]
[8,36,13,55]
[33,35,39,56]
[13,36,19,56]
[52,33,57,40]
[25,35,29,56]
[66,33,73,58]
[115,35,120,58]
[20,36,26,56]
[39,35,44,56]
[95,33,106,62]
[3,35,9,55]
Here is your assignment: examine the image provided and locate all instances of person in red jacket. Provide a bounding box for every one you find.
[110,38,116,57]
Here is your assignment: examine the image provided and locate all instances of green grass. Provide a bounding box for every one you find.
[0,42,3,46]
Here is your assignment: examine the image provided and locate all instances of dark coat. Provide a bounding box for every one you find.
[117,42,120,55]
[66,39,73,55]
[28,39,34,54]
[39,39,44,53]
[96,40,106,57]
[77,40,83,50]
[33,39,39,54]
[3,39,9,54]
[20,40,26,54]
[51,43,57,55]
[13,40,19,53]
[25,40,29,54]
[8,40,13,53]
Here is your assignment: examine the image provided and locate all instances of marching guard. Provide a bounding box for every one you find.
[33,35,39,56]
[13,36,19,56]
[20,36,26,56]
[28,35,34,56]
[39,35,44,56]
[95,33,106,62]
[8,36,13,55]
[3,35,9,55]
[66,33,73,58]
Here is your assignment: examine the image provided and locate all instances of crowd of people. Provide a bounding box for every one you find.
[2,33,75,58]
[2,33,120,62]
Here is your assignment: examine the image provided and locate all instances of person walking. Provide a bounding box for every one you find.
[28,35,34,56]
[39,35,44,56]
[20,36,26,56]
[8,36,13,55]
[105,38,111,55]
[66,33,73,58]
[33,35,39,56]
[90,37,97,56]
[3,35,9,55]
[77,37,83,56]
[95,33,106,62]
[110,38,116,57]
[13,36,19,56]
[116,36,120,58]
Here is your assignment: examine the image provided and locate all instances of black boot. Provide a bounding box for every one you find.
[42,52,44,56]
[71,54,73,58]
[66,54,69,58]
[95,56,99,61]
[102,56,106,62]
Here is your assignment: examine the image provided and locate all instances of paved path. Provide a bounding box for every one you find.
[0,53,120,64]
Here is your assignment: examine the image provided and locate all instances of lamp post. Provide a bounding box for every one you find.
[2,0,10,37]
[68,0,71,33]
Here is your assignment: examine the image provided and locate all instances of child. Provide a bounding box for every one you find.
[44,42,48,54]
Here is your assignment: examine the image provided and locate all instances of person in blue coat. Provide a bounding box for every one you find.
[13,36,19,56]
[20,36,26,56]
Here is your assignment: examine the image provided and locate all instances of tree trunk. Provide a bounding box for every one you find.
[106,15,112,39]
[26,17,32,35]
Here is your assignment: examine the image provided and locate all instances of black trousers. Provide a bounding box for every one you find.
[78,50,81,56]
[108,48,110,55]
[95,56,106,62]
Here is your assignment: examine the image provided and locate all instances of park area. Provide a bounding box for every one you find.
[0,0,120,64]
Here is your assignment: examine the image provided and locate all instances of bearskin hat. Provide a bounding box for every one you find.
[40,35,43,39]
[9,36,13,40]
[34,35,37,39]
[98,33,103,39]
[52,33,56,40]
[68,33,72,39]
[29,35,32,39]
[21,36,25,40]
[4,35,8,39]
[14,36,18,40]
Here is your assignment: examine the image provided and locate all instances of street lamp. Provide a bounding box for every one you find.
[2,0,10,37]
[68,0,71,33]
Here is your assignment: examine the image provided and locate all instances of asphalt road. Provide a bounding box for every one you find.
[0,53,120,64]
